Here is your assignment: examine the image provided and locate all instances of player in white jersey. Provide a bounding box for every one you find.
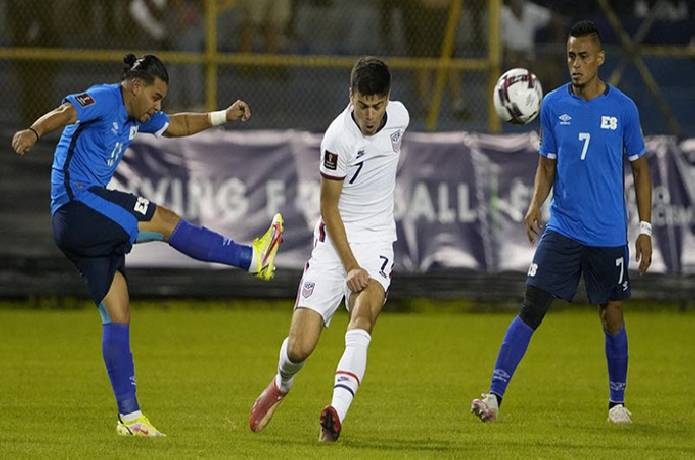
[249,57,409,442]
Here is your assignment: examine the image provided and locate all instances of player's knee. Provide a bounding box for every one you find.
[599,301,624,334]
[152,206,181,239]
[519,285,554,330]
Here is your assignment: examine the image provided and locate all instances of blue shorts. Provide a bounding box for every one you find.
[526,230,631,304]
[51,187,156,304]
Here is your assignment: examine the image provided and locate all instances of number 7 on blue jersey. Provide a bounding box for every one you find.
[578,132,591,160]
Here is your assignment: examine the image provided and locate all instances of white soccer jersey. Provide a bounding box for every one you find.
[318,100,409,243]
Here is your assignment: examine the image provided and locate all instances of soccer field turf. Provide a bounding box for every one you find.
[1,303,694,459]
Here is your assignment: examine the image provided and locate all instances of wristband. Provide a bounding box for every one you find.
[28,127,40,141]
[639,221,652,237]
[208,110,227,126]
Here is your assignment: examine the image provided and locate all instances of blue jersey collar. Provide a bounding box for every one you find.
[117,84,131,121]
[567,82,610,100]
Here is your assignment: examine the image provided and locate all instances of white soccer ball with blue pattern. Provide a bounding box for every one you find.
[493,68,543,124]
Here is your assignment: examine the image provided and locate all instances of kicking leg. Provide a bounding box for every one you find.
[139,205,283,280]
[471,285,553,422]
[320,280,385,442]
[101,271,164,436]
[600,300,631,423]
[249,307,323,432]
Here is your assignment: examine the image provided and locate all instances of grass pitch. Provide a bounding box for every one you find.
[1,301,694,459]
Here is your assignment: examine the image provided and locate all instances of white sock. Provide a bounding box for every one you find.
[120,410,142,422]
[274,337,305,393]
[248,247,259,273]
[331,329,371,422]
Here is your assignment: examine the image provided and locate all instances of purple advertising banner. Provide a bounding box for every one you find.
[111,131,695,273]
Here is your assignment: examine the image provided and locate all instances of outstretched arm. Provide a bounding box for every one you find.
[11,103,77,156]
[163,99,251,137]
[631,155,652,273]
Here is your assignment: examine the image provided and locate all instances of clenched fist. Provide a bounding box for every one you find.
[11,128,39,156]
[225,100,251,122]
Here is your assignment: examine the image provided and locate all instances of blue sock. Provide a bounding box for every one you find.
[102,323,140,415]
[489,315,535,399]
[605,327,628,404]
[168,219,252,270]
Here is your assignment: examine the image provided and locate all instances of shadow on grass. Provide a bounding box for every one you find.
[255,435,454,453]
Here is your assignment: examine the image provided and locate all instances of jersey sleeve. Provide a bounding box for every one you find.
[538,98,557,159]
[139,111,170,137]
[623,99,646,161]
[399,102,411,131]
[64,86,118,123]
[319,126,350,179]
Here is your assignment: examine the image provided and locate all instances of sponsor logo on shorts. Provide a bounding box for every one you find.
[134,197,150,215]
[302,281,315,298]
[75,93,96,107]
[324,151,338,170]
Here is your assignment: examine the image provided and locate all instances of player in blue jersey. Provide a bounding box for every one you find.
[11,54,284,436]
[470,20,653,424]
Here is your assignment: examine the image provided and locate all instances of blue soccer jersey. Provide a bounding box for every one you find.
[538,83,645,247]
[50,83,170,214]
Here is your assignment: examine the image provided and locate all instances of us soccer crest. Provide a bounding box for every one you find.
[390,130,402,152]
[302,281,315,298]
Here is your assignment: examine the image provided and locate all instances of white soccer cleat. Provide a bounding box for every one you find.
[471,393,499,423]
[608,404,632,424]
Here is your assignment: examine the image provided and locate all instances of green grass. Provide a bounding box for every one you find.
[1,302,694,459]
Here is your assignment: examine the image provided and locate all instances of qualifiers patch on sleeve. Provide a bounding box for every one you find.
[75,93,96,107]
[324,151,338,170]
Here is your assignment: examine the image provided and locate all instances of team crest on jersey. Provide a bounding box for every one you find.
[324,151,338,170]
[302,281,315,298]
[390,130,402,152]
[129,126,138,140]
[75,93,95,107]
[558,113,572,125]
[600,116,618,130]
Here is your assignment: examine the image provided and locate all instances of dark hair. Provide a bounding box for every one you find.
[350,57,391,97]
[569,20,601,44]
[122,53,169,84]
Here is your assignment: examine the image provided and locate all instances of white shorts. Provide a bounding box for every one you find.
[295,222,394,327]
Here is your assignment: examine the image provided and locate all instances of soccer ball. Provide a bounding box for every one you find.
[493,68,543,124]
